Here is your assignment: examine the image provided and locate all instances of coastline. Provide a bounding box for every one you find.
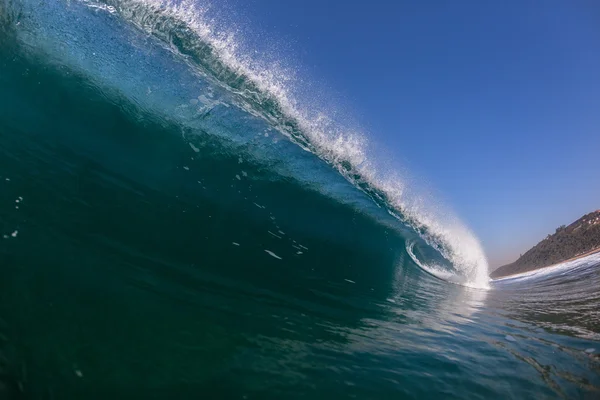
[491,246,600,280]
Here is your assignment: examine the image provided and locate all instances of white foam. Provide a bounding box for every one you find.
[267,231,282,239]
[492,251,600,283]
[264,250,282,260]
[189,142,200,153]
[406,241,489,289]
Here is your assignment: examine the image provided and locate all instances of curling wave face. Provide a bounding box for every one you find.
[4,0,488,287]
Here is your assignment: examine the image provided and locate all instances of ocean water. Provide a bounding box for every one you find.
[0,1,599,398]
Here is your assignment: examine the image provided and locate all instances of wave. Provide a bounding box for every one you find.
[2,0,489,287]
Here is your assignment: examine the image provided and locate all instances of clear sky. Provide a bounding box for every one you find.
[221,0,600,267]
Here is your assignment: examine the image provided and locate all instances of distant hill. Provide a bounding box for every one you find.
[490,210,600,279]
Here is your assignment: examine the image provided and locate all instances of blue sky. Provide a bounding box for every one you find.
[223,0,600,267]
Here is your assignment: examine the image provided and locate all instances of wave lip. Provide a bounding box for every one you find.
[406,241,490,289]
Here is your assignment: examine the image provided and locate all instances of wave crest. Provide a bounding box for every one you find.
[13,0,490,287]
[94,0,489,287]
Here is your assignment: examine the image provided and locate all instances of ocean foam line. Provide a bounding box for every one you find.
[90,0,488,286]
[491,251,600,283]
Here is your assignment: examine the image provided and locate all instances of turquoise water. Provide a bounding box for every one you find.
[0,1,599,398]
